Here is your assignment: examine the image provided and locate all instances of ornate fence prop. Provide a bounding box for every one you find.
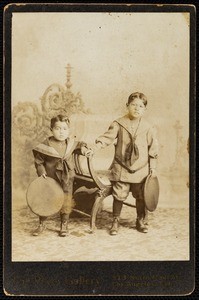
[12,64,88,190]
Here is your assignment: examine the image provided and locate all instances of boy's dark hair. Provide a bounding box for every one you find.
[50,114,70,129]
[128,92,148,106]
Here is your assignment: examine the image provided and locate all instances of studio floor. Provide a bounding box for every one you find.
[12,195,190,262]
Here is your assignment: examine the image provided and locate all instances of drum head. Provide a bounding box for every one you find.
[26,177,64,217]
[144,175,159,212]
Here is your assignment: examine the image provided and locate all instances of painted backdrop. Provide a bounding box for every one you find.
[12,12,189,210]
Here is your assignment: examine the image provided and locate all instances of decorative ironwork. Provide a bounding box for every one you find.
[12,64,87,190]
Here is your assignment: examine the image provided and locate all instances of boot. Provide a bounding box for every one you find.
[136,198,148,233]
[32,217,46,236]
[59,213,69,237]
[110,217,119,236]
[143,208,149,225]
[136,218,148,233]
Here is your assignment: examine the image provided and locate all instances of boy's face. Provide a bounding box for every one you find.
[127,98,146,119]
[51,121,69,141]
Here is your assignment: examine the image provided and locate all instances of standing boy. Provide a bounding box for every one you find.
[32,114,89,237]
[93,92,158,235]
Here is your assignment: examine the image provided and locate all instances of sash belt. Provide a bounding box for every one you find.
[115,157,148,174]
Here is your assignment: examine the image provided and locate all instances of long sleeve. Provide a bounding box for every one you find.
[95,121,119,148]
[147,125,159,169]
[33,151,47,176]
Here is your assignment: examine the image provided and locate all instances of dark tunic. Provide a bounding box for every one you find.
[33,136,86,189]
[33,137,87,214]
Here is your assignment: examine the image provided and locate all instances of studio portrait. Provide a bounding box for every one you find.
[11,11,190,262]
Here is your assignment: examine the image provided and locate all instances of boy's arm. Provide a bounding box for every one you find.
[95,121,119,150]
[147,125,159,171]
[32,151,47,177]
[77,121,119,155]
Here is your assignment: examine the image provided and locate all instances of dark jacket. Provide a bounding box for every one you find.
[33,137,86,191]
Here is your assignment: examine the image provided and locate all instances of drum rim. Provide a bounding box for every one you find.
[26,176,64,217]
[144,175,159,212]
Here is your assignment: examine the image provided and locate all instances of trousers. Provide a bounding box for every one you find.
[112,181,147,220]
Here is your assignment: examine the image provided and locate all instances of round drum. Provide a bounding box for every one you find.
[26,177,64,217]
[144,175,159,212]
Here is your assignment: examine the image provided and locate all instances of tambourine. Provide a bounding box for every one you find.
[144,175,159,212]
[26,177,64,217]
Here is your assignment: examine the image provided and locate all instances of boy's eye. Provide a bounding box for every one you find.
[54,127,68,131]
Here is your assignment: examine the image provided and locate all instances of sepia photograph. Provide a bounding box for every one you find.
[4,3,195,296]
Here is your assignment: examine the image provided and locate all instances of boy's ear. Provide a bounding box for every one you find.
[126,103,129,107]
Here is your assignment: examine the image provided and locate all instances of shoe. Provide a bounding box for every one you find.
[136,219,148,233]
[32,224,46,236]
[59,222,69,237]
[110,217,119,236]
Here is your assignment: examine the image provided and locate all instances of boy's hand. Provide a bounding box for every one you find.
[81,146,93,157]
[149,168,157,177]
[92,142,102,152]
[81,143,102,157]
[85,149,94,158]
[41,174,47,179]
